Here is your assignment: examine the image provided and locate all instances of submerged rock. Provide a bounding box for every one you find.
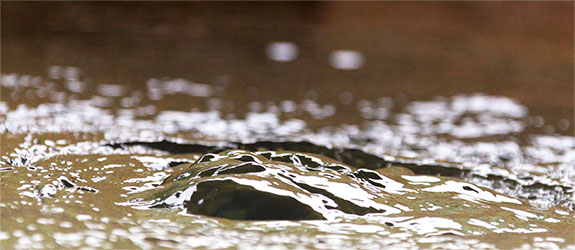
[141,149,567,227]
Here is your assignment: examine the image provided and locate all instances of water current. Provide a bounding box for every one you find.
[0,68,573,249]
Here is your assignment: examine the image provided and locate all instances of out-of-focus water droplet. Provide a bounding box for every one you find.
[558,119,570,130]
[339,91,354,105]
[48,66,62,79]
[97,84,125,97]
[533,116,545,128]
[329,50,365,70]
[63,67,80,81]
[266,42,299,62]
[66,80,86,93]
[281,100,297,113]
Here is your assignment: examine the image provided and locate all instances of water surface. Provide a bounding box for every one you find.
[1,2,574,249]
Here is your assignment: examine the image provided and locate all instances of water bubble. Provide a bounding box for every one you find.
[48,66,62,79]
[63,67,80,81]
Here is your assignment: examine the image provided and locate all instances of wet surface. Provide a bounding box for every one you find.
[1,2,574,249]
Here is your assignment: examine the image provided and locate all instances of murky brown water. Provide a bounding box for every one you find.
[1,2,574,249]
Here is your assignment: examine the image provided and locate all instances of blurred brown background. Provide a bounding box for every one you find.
[2,2,573,134]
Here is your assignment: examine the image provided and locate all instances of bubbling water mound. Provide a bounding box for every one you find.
[146,150,387,220]
[142,150,564,227]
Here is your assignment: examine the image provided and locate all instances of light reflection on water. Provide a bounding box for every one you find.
[266,42,299,62]
[329,50,365,70]
[0,69,574,249]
